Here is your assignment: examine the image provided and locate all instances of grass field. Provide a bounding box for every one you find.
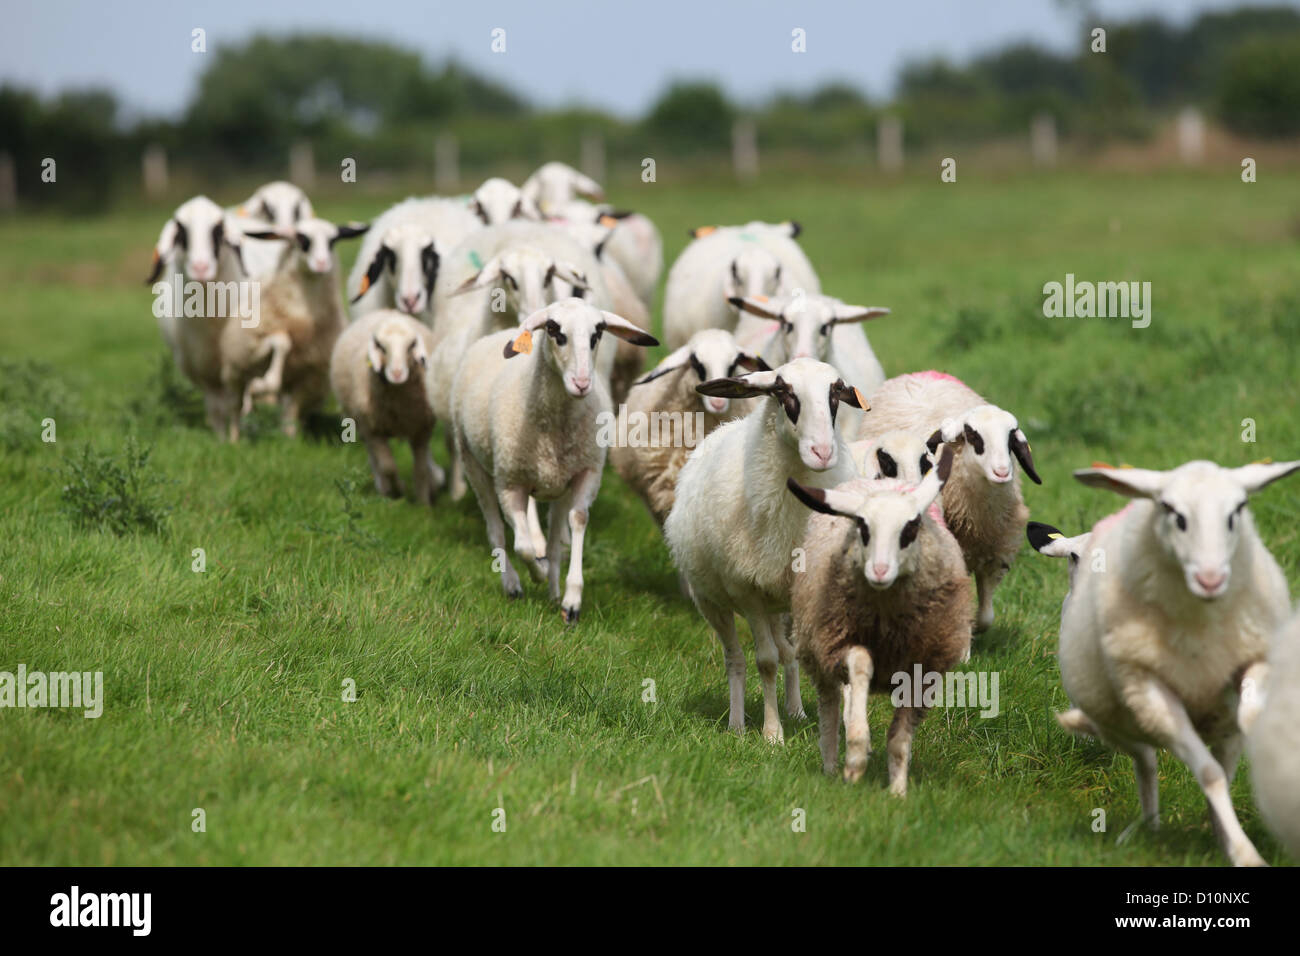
[2,168,1299,865]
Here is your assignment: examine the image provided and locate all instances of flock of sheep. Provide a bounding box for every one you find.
[147,162,1299,866]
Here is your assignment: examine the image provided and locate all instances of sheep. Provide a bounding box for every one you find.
[609,329,768,527]
[663,358,868,742]
[231,181,314,279]
[1046,459,1300,866]
[330,310,440,504]
[858,371,1041,632]
[219,216,368,439]
[730,292,891,436]
[787,446,970,791]
[849,429,935,485]
[450,298,657,621]
[1248,610,1300,861]
[468,177,541,226]
[662,220,820,350]
[346,197,482,320]
[521,161,605,211]
[426,221,615,500]
[146,195,246,437]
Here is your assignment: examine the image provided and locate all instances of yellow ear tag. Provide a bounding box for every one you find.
[358,275,370,294]
[1047,532,1064,540]
[512,329,533,354]
[853,387,868,409]
[1252,457,1274,465]
[598,215,619,228]
[237,205,248,216]
[693,225,717,238]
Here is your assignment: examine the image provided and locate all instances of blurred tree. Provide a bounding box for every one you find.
[1218,34,1300,137]
[643,81,735,151]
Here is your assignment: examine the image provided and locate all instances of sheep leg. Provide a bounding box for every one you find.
[445,430,467,502]
[1208,735,1246,851]
[410,434,443,506]
[775,614,805,719]
[526,498,549,575]
[1236,661,1269,734]
[973,564,1006,633]
[242,331,292,416]
[817,684,840,775]
[503,486,547,584]
[886,706,922,797]
[462,451,521,598]
[365,438,402,498]
[1118,744,1161,845]
[748,614,784,744]
[279,391,300,438]
[559,468,600,624]
[844,646,873,782]
[203,387,233,440]
[1131,676,1265,867]
[546,495,567,602]
[697,599,745,734]
[841,683,851,730]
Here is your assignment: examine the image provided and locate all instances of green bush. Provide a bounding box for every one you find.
[58,438,171,536]
[1217,34,1300,137]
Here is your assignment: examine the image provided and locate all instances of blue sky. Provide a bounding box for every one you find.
[2,0,1285,118]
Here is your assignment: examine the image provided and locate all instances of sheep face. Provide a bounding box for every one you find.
[1074,459,1300,601]
[928,404,1040,486]
[469,178,539,226]
[722,246,783,304]
[523,162,604,214]
[455,247,590,318]
[368,315,428,386]
[149,196,228,282]
[697,358,866,471]
[789,447,954,588]
[248,218,369,276]
[505,298,657,398]
[634,328,768,416]
[360,224,440,315]
[241,181,312,237]
[851,430,934,484]
[731,293,890,363]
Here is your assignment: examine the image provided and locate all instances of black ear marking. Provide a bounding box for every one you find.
[545,319,566,345]
[918,454,933,477]
[935,445,955,482]
[925,429,944,454]
[899,515,921,549]
[963,424,985,455]
[421,244,440,295]
[876,448,898,478]
[1026,521,1065,553]
[786,477,838,517]
[788,220,802,239]
[352,245,393,303]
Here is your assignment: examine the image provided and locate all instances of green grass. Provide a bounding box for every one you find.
[2,169,1299,865]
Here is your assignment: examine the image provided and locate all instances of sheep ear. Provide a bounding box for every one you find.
[1027,522,1084,558]
[552,261,590,291]
[696,376,768,399]
[353,247,390,302]
[832,380,869,410]
[728,295,783,320]
[1229,459,1300,494]
[570,170,604,201]
[335,222,370,241]
[1009,428,1042,484]
[367,335,386,373]
[242,229,284,241]
[598,311,658,347]
[146,220,179,283]
[912,445,954,511]
[782,220,802,239]
[786,478,858,518]
[412,334,429,370]
[690,225,718,239]
[634,345,693,385]
[502,329,533,359]
[830,303,890,325]
[1074,466,1168,499]
[453,256,502,296]
[733,352,771,374]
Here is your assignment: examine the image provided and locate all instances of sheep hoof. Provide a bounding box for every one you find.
[763,725,785,745]
[526,557,548,583]
[843,761,866,784]
[561,605,580,624]
[504,582,524,600]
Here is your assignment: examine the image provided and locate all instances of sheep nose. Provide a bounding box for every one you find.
[190,261,213,279]
[993,464,1011,480]
[388,368,408,384]
[400,294,420,313]
[706,397,727,413]
[571,376,591,394]
[1195,570,1226,593]
[872,563,890,580]
[811,443,832,465]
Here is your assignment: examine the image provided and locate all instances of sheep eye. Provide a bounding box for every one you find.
[261,201,274,221]
[819,323,831,336]
[690,355,707,379]
[1161,502,1187,531]
[899,516,921,549]
[856,518,870,546]
[296,234,311,252]
[590,331,601,349]
[876,449,898,478]
[918,455,933,477]
[212,223,224,248]
[503,273,518,290]
[776,385,800,424]
[174,221,188,249]
[963,424,984,455]
[545,320,566,345]
[572,285,587,300]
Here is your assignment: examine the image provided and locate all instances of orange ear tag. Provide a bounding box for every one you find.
[237,205,248,216]
[151,249,160,264]
[753,294,769,303]
[693,225,717,238]
[598,215,619,228]
[1090,460,1114,469]
[358,275,370,294]
[853,387,868,410]
[512,329,533,354]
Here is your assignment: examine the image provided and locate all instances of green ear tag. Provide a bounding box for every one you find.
[468,250,483,269]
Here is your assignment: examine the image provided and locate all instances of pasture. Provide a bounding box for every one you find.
[1,168,1298,865]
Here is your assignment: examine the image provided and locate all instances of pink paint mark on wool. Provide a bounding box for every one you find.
[1090,501,1135,538]
[909,370,964,385]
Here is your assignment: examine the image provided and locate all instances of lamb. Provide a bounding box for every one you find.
[849,429,935,485]
[220,216,368,439]
[450,298,657,621]
[231,181,314,279]
[859,371,1041,632]
[1046,459,1300,866]
[146,195,246,437]
[610,329,768,527]
[1248,610,1300,861]
[346,196,482,319]
[787,446,970,792]
[662,220,820,350]
[468,177,541,226]
[663,358,868,742]
[330,310,440,504]
[731,292,891,436]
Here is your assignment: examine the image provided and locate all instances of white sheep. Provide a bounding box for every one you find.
[859,371,1041,632]
[1049,459,1300,866]
[220,216,368,439]
[451,298,657,621]
[346,196,482,319]
[231,181,314,279]
[1248,609,1300,861]
[731,291,891,437]
[664,358,868,742]
[849,429,935,485]
[662,220,820,350]
[330,310,440,503]
[609,328,767,527]
[468,177,541,226]
[788,447,971,791]
[146,195,245,437]
[541,195,663,307]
